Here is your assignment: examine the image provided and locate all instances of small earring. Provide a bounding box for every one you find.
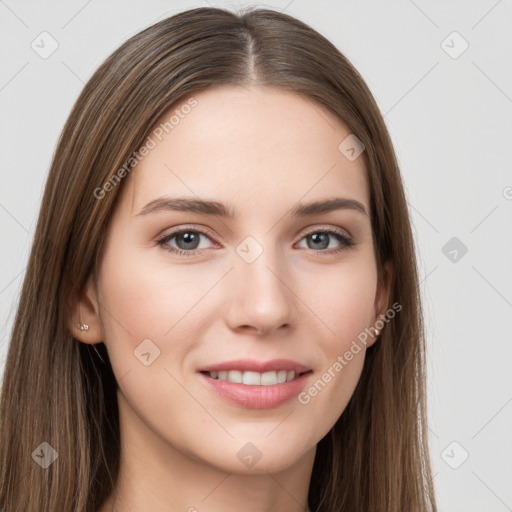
[77,303,89,331]
[374,328,381,336]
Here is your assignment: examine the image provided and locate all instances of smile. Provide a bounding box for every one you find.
[197,359,312,409]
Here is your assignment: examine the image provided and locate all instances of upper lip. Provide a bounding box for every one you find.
[197,358,311,374]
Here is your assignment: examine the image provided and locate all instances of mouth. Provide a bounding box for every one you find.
[197,359,313,409]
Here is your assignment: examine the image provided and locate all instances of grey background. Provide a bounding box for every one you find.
[1,0,511,510]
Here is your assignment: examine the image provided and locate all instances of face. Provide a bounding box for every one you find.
[79,85,391,475]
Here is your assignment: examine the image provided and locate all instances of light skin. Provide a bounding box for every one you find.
[71,85,392,512]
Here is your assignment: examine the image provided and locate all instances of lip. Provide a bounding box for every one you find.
[197,359,312,409]
[197,358,311,374]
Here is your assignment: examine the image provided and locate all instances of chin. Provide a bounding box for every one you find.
[200,433,316,475]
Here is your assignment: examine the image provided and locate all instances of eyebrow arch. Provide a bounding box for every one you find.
[136,196,368,218]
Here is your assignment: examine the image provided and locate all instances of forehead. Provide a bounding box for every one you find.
[124,86,369,219]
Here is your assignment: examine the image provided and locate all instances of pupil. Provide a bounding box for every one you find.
[178,232,199,250]
[310,233,328,250]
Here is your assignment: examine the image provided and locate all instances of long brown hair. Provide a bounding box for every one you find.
[0,7,437,511]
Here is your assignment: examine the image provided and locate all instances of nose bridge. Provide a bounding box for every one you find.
[228,234,293,333]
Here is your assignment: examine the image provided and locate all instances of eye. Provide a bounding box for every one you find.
[156,226,355,257]
[157,227,217,257]
[296,227,355,255]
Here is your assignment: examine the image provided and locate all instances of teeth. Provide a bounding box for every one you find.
[261,371,277,385]
[228,370,242,383]
[242,371,261,385]
[208,370,297,385]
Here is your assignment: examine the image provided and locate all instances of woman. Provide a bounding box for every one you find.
[0,6,437,512]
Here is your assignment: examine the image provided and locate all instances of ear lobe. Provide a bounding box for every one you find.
[68,274,103,344]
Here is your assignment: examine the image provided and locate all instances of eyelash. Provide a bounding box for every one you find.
[156,226,355,258]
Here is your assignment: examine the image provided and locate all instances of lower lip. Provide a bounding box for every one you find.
[198,371,311,409]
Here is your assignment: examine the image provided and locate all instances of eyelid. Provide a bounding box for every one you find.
[158,223,352,242]
[158,224,218,242]
[300,224,352,239]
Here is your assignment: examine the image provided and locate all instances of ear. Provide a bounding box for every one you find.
[68,273,104,344]
[367,259,393,348]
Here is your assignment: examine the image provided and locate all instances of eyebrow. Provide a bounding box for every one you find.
[136,196,368,218]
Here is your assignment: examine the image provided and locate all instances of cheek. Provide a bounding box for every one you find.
[292,256,376,426]
[96,242,174,368]
[99,256,169,340]
[96,244,202,432]
[97,240,222,373]
[307,255,377,350]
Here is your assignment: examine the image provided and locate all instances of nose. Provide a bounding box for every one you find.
[225,245,295,337]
